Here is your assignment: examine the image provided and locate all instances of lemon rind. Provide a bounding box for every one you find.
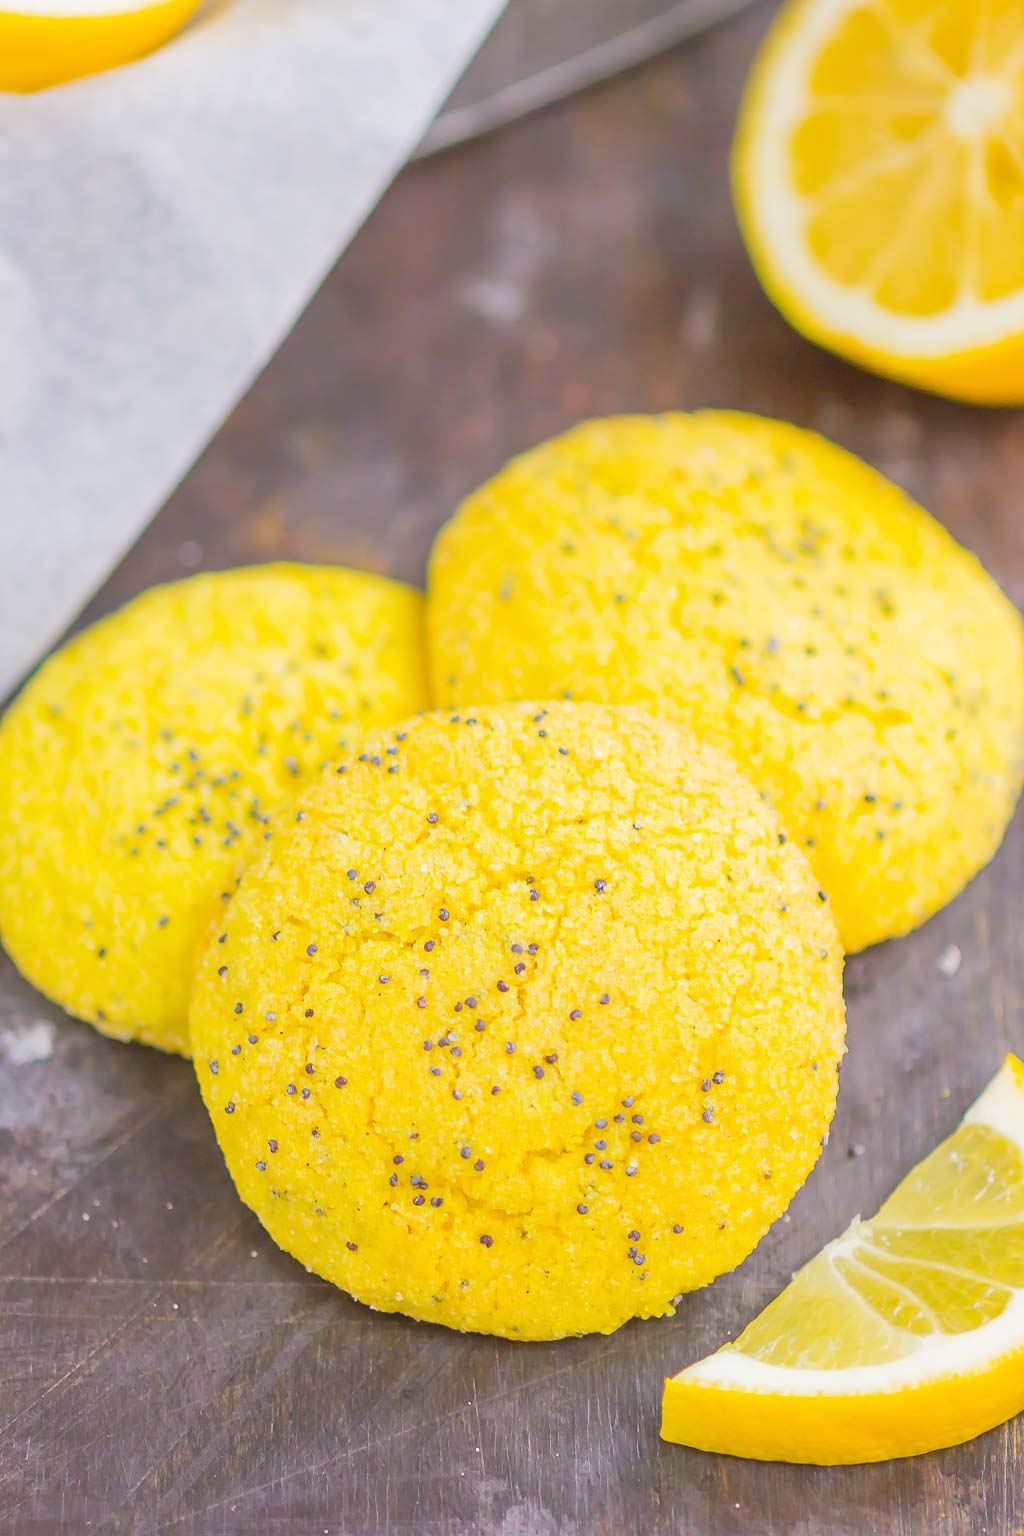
[668,1055,1024,1397]
[738,0,1024,358]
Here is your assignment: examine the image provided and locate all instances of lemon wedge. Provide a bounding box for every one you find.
[733,0,1024,403]
[0,0,201,92]
[661,1054,1024,1464]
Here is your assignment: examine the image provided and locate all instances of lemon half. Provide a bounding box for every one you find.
[734,0,1024,403]
[0,0,201,91]
[662,1054,1024,1464]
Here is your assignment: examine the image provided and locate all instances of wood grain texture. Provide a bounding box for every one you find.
[2,3,1023,1531]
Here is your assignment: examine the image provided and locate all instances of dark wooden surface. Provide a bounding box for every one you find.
[2,3,1023,1531]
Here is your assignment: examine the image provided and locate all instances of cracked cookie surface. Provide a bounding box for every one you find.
[189,702,845,1340]
[427,413,1024,951]
[0,564,427,1054]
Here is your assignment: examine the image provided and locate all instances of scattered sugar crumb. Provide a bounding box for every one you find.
[458,276,526,328]
[0,1019,55,1065]
[937,943,962,978]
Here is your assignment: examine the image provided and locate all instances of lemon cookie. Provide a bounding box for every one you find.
[189,702,845,1340]
[427,413,1024,951]
[0,564,427,1054]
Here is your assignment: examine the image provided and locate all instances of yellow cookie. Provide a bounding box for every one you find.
[189,702,845,1340]
[428,414,1024,952]
[0,564,427,1055]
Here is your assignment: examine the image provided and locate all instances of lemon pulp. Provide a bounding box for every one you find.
[662,1056,1024,1463]
[734,0,1024,401]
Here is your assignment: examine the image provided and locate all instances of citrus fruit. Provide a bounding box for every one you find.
[661,1054,1024,1463]
[734,0,1024,403]
[0,0,201,92]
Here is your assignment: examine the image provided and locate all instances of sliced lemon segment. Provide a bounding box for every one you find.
[733,0,1024,402]
[661,1055,1024,1464]
[0,0,202,92]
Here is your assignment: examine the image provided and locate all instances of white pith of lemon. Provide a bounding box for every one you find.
[734,0,1024,402]
[662,1055,1024,1464]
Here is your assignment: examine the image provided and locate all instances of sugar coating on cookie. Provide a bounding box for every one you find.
[427,413,1024,952]
[0,564,427,1055]
[190,703,845,1340]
